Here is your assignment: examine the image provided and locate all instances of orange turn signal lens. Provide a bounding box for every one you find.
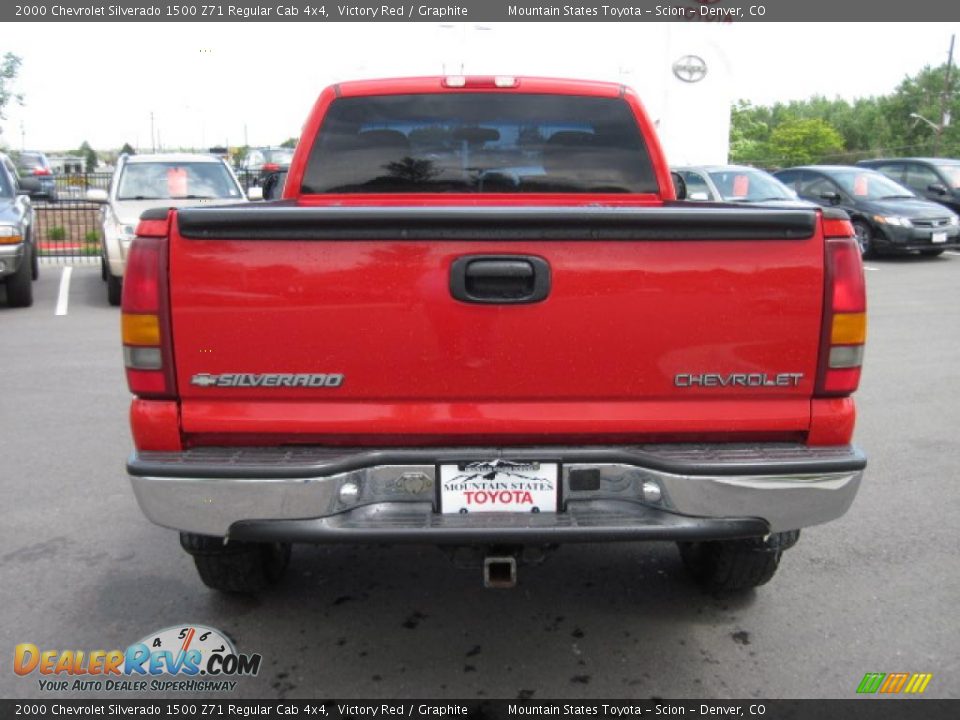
[122,313,161,346]
[831,312,867,345]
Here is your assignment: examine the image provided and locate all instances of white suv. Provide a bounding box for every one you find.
[88,153,256,305]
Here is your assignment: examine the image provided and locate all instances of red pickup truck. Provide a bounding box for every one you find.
[122,76,867,593]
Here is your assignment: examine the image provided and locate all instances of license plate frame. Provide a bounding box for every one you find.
[438,460,560,514]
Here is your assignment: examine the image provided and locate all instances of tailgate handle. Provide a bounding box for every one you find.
[451,255,551,304]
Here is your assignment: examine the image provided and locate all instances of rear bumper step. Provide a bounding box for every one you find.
[128,443,864,540]
[229,501,769,545]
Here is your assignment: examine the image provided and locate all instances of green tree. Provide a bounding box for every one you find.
[766,119,844,166]
[231,145,249,166]
[280,137,298,148]
[0,52,23,135]
[886,64,960,157]
[729,60,960,165]
[729,101,774,164]
[77,141,98,172]
[120,142,135,156]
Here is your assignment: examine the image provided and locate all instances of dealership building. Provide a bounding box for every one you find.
[622,23,733,167]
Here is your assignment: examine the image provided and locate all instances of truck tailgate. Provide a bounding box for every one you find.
[169,206,823,444]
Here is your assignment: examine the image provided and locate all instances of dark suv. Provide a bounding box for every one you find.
[13,151,58,202]
[775,165,959,257]
[857,158,960,214]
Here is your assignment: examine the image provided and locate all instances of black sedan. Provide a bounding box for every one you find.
[774,166,960,257]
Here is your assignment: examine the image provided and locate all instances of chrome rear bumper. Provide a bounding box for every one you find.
[128,444,865,540]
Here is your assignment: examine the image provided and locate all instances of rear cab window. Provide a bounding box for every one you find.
[301,93,658,195]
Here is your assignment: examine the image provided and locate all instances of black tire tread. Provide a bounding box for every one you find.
[107,272,122,306]
[180,533,290,594]
[5,245,34,307]
[30,232,39,281]
[679,532,797,592]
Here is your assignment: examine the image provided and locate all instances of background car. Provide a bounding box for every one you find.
[857,157,960,214]
[674,165,802,204]
[11,151,58,203]
[0,152,38,307]
[87,153,251,305]
[238,146,294,186]
[774,165,960,257]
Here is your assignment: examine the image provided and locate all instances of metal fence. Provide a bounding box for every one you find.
[33,199,102,265]
[34,170,263,264]
[52,172,113,199]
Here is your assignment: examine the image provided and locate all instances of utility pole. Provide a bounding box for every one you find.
[150,111,156,152]
[935,33,955,156]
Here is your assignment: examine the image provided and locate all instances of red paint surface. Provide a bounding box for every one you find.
[130,399,182,451]
[169,231,826,443]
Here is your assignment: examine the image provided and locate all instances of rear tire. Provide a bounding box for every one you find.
[920,249,944,257]
[678,530,799,592]
[180,533,291,593]
[5,246,34,307]
[106,272,122,306]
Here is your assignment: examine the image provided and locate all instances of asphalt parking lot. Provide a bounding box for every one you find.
[1,253,959,700]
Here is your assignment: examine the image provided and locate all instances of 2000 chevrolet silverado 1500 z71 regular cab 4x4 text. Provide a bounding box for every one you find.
[121,76,867,593]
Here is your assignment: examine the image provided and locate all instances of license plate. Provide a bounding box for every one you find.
[932,231,947,244]
[439,461,558,514]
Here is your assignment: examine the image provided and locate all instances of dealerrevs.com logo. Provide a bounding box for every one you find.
[14,625,261,693]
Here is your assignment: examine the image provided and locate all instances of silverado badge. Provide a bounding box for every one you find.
[190,373,344,388]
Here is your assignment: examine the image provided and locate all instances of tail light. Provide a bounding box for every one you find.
[262,162,280,172]
[815,216,867,397]
[121,213,176,399]
[32,167,52,176]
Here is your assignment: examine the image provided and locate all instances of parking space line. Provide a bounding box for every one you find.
[55,267,73,316]
[945,251,960,257]
[864,266,880,272]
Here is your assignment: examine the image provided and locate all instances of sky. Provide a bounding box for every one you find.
[1,21,958,152]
